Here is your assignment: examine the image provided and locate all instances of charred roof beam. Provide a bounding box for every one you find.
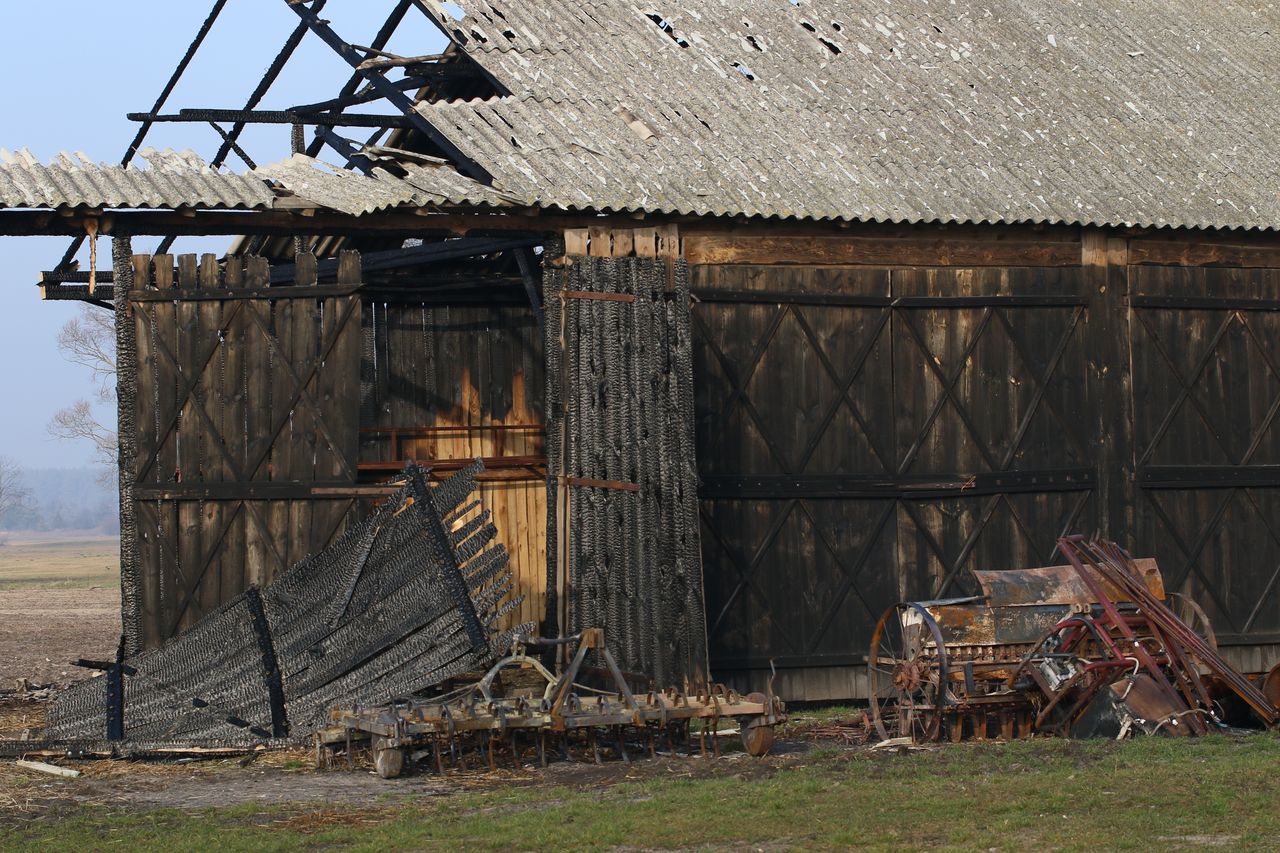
[311,128,377,175]
[289,77,431,114]
[407,0,511,99]
[268,235,543,284]
[305,0,412,160]
[131,110,415,129]
[55,0,231,271]
[283,0,493,185]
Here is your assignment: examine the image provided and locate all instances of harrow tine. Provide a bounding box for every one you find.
[616,726,629,764]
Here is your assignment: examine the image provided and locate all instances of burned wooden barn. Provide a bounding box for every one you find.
[4,0,1280,700]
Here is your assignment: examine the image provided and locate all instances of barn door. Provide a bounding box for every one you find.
[692,264,1096,691]
[1130,264,1280,652]
[123,252,363,649]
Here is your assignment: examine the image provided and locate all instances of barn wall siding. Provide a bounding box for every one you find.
[124,252,364,649]
[688,228,1280,695]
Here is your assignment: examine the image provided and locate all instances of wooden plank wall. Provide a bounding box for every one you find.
[675,223,1280,699]
[127,252,363,647]
[1127,235,1280,652]
[359,301,547,632]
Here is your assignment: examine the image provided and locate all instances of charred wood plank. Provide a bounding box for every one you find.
[129,110,415,128]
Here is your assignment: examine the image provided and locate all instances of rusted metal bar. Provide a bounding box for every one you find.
[562,476,642,493]
[1052,538,1207,734]
[561,290,637,303]
[1078,537,1279,726]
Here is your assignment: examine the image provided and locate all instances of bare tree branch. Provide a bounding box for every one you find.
[56,306,117,404]
[0,457,29,526]
[50,306,118,483]
[50,402,118,486]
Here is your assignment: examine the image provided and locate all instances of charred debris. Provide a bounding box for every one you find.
[870,536,1280,745]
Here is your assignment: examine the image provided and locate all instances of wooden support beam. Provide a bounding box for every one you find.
[0,209,623,239]
[283,0,492,184]
[1128,239,1280,268]
[683,234,1081,267]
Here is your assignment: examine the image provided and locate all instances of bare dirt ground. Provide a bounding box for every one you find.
[0,588,121,688]
[0,735,808,819]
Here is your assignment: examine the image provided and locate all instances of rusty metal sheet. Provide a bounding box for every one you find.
[924,603,1076,647]
[973,558,1165,607]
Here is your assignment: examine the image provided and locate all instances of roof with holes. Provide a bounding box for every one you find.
[404,0,1280,230]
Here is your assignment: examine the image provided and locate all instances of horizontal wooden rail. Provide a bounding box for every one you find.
[360,424,543,435]
[358,455,545,472]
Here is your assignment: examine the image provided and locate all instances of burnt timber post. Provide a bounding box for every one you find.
[113,236,143,654]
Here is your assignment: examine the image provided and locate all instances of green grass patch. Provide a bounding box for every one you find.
[9,734,1280,851]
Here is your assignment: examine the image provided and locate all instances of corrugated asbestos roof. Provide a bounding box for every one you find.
[404,0,1280,230]
[254,154,518,215]
[0,148,274,211]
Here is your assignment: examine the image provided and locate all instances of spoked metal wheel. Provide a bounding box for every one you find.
[1165,592,1217,650]
[868,603,949,743]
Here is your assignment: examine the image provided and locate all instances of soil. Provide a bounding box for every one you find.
[0,588,121,689]
[0,738,812,819]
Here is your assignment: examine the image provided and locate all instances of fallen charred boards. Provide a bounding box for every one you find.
[40,462,529,748]
[321,629,786,779]
[869,536,1279,743]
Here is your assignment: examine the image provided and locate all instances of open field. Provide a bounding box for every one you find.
[1,732,1277,851]
[0,533,120,591]
[0,533,121,686]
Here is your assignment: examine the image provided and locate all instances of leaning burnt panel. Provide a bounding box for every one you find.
[44,463,528,746]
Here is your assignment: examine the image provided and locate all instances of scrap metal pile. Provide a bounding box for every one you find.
[33,462,529,750]
[321,628,785,779]
[870,536,1280,743]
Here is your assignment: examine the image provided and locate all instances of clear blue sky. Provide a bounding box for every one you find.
[0,2,444,468]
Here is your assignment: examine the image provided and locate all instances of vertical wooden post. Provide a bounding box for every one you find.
[1083,228,1135,538]
[131,254,159,650]
[114,236,141,655]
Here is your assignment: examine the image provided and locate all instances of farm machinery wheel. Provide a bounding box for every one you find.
[868,603,949,743]
[373,736,405,779]
[740,692,777,757]
[1165,593,1217,649]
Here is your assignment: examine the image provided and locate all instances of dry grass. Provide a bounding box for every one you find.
[0,701,45,739]
[0,533,119,590]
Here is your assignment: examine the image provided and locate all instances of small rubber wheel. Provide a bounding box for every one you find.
[373,737,405,779]
[741,692,777,757]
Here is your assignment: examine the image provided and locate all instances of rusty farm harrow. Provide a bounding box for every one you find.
[320,629,786,778]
